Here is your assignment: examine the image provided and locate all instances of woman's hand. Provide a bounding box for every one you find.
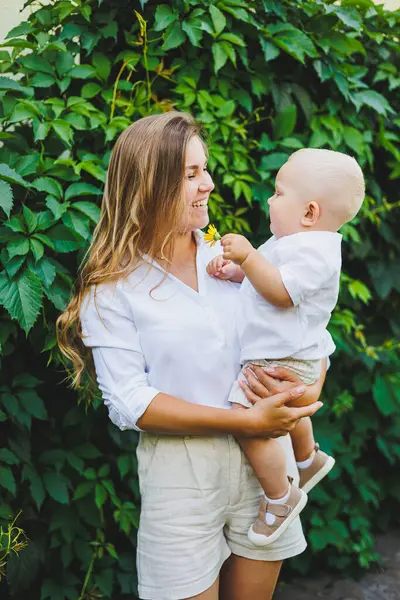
[237,362,325,438]
[240,360,326,408]
[243,385,323,438]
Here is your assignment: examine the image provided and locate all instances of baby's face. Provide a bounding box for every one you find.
[267,160,309,238]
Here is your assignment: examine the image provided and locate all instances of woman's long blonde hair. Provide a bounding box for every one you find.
[56,111,202,389]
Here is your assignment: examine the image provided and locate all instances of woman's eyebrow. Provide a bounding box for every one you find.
[185,161,207,170]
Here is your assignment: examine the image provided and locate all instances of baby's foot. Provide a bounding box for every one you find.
[298,443,335,493]
[248,481,307,547]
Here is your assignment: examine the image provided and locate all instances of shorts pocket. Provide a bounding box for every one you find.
[136,433,160,495]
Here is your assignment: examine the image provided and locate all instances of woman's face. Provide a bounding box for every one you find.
[182,135,214,232]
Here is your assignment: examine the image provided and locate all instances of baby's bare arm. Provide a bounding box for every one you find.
[221,234,292,308]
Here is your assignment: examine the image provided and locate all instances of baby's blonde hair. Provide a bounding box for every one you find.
[288,148,365,228]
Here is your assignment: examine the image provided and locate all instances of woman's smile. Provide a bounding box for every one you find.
[192,197,209,210]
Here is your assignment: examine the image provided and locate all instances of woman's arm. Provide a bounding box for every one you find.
[137,386,322,438]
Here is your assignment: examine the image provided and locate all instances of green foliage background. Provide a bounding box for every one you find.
[0,0,400,597]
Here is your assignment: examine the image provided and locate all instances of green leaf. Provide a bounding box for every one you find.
[32,177,63,199]
[73,481,93,500]
[43,472,69,504]
[18,389,48,419]
[0,466,16,494]
[8,103,38,124]
[52,119,73,145]
[154,5,177,31]
[81,83,102,98]
[44,277,71,310]
[30,258,56,289]
[55,51,74,77]
[0,164,30,188]
[0,180,13,217]
[20,54,54,75]
[32,233,55,251]
[260,39,280,62]
[6,256,26,279]
[95,483,107,509]
[62,210,91,240]
[319,32,365,56]
[72,201,101,223]
[0,270,43,334]
[0,76,29,94]
[0,448,19,465]
[33,121,51,142]
[268,23,317,63]
[212,42,228,74]
[78,161,105,182]
[327,6,362,30]
[30,73,55,88]
[25,467,45,510]
[5,215,25,234]
[34,210,54,232]
[117,455,131,478]
[219,32,246,47]
[273,104,297,139]
[30,238,44,262]
[353,90,394,116]
[23,205,38,234]
[260,152,289,171]
[65,182,103,201]
[343,126,364,154]
[217,100,235,117]
[92,52,111,81]
[69,64,96,79]
[45,195,68,220]
[372,376,398,416]
[7,238,30,259]
[182,21,203,47]
[210,5,227,36]
[6,21,33,38]
[162,21,186,51]
[45,225,84,253]
[13,373,42,388]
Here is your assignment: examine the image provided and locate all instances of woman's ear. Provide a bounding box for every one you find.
[301,201,320,227]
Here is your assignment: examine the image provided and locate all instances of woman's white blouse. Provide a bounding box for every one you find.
[80,232,241,431]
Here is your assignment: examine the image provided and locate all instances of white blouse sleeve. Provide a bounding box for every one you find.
[80,284,160,432]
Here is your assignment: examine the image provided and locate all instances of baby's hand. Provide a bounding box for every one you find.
[221,234,255,265]
[207,256,238,280]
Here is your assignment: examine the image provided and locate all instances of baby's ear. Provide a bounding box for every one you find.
[301,201,320,227]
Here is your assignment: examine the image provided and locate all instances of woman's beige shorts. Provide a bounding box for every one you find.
[136,432,306,600]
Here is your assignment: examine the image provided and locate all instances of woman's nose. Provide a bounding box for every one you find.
[199,171,215,192]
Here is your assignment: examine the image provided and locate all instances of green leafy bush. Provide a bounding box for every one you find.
[0,0,400,596]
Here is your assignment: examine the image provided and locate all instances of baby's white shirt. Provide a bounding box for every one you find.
[238,231,342,363]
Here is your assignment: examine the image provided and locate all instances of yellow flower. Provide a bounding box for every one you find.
[204,224,221,247]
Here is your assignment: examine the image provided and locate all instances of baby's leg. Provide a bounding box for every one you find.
[232,404,289,499]
[290,410,335,494]
[290,416,315,462]
[232,403,307,547]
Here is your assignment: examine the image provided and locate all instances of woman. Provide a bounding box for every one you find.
[57,112,324,600]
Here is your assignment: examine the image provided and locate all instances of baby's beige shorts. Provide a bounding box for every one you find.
[229,358,322,408]
[136,432,306,600]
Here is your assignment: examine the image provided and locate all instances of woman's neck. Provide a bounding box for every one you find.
[170,231,197,266]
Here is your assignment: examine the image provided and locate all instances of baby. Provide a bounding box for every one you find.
[207,149,365,546]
